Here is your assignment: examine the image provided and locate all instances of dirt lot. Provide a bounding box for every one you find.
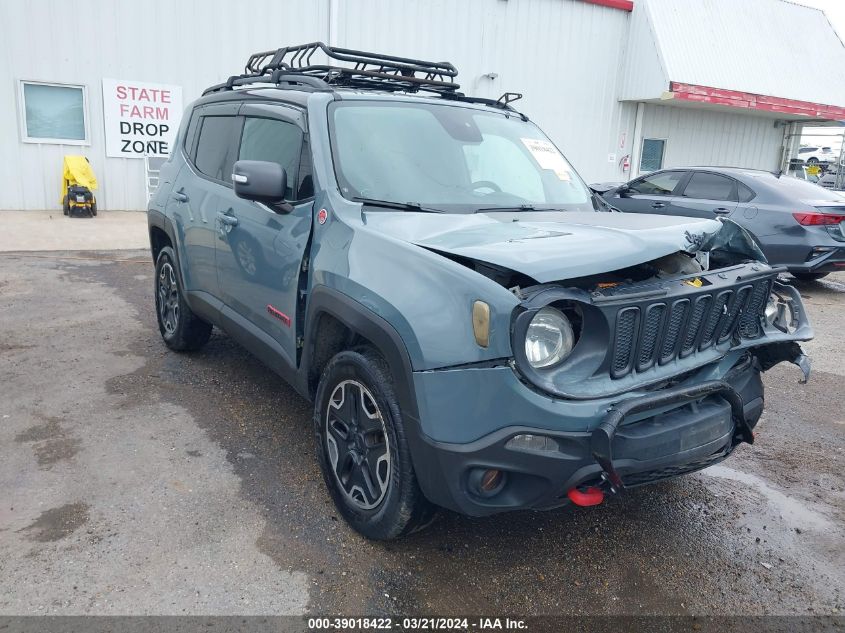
[0,250,843,618]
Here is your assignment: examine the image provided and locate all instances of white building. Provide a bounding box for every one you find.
[2,0,845,211]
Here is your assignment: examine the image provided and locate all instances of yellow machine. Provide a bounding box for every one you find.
[61,155,98,217]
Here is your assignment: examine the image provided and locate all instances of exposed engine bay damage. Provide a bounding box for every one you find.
[425,218,769,292]
[368,210,728,282]
[692,218,768,269]
[421,248,539,290]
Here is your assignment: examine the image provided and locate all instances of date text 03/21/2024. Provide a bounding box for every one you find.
[307,617,528,630]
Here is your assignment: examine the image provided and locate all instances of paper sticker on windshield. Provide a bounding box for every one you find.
[521,138,571,181]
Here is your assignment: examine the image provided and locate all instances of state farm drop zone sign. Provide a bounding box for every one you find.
[102,79,183,158]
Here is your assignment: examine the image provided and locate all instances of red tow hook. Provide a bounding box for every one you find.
[567,486,605,507]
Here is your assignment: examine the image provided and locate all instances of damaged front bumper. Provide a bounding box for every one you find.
[590,337,810,494]
[407,351,767,515]
[408,341,808,516]
[591,379,754,492]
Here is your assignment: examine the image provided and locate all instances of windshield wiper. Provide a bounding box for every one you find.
[474,204,563,213]
[352,197,443,214]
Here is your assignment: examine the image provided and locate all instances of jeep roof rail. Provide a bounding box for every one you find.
[203,41,460,96]
[203,70,333,96]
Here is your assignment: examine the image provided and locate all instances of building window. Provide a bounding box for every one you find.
[640,138,666,172]
[19,81,88,144]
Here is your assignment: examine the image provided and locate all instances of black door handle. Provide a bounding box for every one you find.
[713,207,731,215]
[651,201,666,209]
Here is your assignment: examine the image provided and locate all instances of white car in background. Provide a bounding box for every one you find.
[797,146,839,165]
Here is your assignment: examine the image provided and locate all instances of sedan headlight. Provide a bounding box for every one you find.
[524,307,575,369]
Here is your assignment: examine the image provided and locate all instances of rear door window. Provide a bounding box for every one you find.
[628,171,686,195]
[681,172,737,201]
[194,116,238,183]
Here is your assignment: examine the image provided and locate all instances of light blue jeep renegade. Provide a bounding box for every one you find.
[147,43,813,539]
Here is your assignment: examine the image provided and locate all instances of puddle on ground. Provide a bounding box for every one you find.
[702,464,831,531]
[19,502,90,542]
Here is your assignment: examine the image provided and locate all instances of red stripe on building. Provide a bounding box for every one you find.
[579,0,634,12]
[669,82,845,120]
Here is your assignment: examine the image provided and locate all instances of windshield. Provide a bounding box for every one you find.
[328,100,596,213]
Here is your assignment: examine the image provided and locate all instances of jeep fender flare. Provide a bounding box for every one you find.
[148,208,216,322]
[301,286,419,422]
[148,209,183,280]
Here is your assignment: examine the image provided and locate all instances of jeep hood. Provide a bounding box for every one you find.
[363,211,723,282]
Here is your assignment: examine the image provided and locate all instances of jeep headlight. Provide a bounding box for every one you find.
[765,292,797,333]
[524,307,575,369]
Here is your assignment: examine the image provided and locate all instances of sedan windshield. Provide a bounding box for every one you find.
[328,100,596,213]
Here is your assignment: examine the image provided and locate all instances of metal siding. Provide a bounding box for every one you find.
[619,2,669,101]
[640,104,784,172]
[333,0,635,184]
[0,0,328,211]
[642,0,845,107]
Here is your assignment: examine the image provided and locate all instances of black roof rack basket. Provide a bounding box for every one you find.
[204,42,460,96]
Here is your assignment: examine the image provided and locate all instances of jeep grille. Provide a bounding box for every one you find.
[610,277,773,379]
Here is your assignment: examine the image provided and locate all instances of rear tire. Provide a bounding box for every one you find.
[91,201,97,217]
[791,272,829,282]
[154,246,212,351]
[62,196,69,216]
[314,348,436,540]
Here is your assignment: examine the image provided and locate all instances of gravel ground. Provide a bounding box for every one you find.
[0,251,842,617]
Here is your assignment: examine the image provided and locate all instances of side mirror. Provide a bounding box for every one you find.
[616,184,631,197]
[232,160,287,207]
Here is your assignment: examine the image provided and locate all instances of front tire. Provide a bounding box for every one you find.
[314,348,435,540]
[154,246,212,351]
[791,272,829,282]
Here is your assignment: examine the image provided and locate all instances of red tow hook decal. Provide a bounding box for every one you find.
[567,486,605,507]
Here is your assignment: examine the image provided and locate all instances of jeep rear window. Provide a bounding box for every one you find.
[328,101,594,213]
[194,115,238,182]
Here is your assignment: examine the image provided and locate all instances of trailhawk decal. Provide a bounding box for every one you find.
[267,304,291,327]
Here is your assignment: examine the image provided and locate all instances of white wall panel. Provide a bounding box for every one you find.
[619,2,669,101]
[640,104,784,173]
[0,0,328,211]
